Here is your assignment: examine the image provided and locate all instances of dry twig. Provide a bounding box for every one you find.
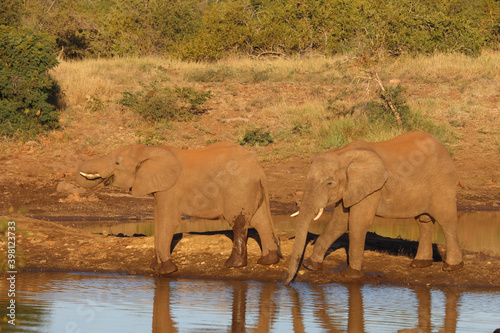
[374,72,403,131]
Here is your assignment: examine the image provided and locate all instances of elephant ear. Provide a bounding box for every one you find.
[131,147,181,197]
[343,149,388,208]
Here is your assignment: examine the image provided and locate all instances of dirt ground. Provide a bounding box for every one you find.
[7,215,500,287]
[1,71,499,287]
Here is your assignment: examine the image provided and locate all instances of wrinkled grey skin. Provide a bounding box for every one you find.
[284,131,463,285]
[77,142,281,275]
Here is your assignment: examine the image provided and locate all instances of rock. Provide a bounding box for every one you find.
[56,181,86,194]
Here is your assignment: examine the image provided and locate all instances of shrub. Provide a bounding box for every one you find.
[0,26,60,139]
[0,0,22,27]
[179,0,498,59]
[16,0,500,59]
[180,1,253,61]
[317,81,454,148]
[367,83,453,142]
[119,81,212,123]
[239,127,274,146]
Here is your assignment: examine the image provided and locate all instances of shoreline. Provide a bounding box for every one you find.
[8,216,500,288]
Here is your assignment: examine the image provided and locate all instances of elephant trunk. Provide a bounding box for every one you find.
[283,208,317,286]
[76,157,110,188]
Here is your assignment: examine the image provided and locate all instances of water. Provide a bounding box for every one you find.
[1,272,499,332]
[61,211,500,256]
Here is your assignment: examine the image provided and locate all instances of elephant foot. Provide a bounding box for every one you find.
[302,258,323,271]
[225,252,247,268]
[442,261,464,271]
[410,259,433,268]
[157,260,178,276]
[342,266,364,279]
[257,250,280,265]
[150,261,161,270]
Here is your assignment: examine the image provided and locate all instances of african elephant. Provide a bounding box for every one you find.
[284,131,463,285]
[76,142,281,275]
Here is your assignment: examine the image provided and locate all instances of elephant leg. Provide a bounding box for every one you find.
[304,211,348,271]
[432,206,463,270]
[154,194,181,275]
[225,214,248,268]
[345,192,380,275]
[411,219,434,268]
[250,204,280,265]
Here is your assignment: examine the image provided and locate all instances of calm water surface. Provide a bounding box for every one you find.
[1,272,499,333]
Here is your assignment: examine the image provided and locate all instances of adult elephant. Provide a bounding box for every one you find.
[284,131,463,285]
[76,142,281,275]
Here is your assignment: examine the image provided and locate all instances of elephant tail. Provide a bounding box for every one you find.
[259,179,282,259]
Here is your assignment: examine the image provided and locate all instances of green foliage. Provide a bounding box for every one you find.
[0,25,60,139]
[366,0,486,56]
[180,0,253,61]
[179,0,499,60]
[0,0,22,27]
[148,0,204,53]
[368,84,450,138]
[85,94,105,112]
[119,81,212,123]
[291,121,311,135]
[11,0,500,59]
[239,127,274,146]
[318,82,454,148]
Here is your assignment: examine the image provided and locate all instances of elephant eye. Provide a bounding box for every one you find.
[326,180,335,186]
[115,161,120,165]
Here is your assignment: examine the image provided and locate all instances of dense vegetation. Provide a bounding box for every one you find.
[3,0,499,60]
[0,25,61,139]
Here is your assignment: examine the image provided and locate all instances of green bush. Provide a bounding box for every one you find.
[0,0,22,27]
[13,0,500,59]
[180,1,253,61]
[367,83,453,141]
[180,0,498,59]
[239,127,274,146]
[0,25,60,139]
[318,82,454,148]
[119,81,212,123]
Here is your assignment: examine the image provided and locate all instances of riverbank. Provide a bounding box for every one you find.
[7,215,499,287]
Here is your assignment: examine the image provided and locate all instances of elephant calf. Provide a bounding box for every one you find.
[284,131,464,285]
[76,142,281,275]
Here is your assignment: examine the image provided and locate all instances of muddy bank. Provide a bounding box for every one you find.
[8,216,499,287]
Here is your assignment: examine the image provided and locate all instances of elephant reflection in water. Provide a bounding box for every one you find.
[152,280,462,332]
[289,284,365,333]
[398,286,460,333]
[152,279,281,333]
[151,280,366,332]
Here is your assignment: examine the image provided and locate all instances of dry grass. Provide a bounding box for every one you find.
[4,52,494,161]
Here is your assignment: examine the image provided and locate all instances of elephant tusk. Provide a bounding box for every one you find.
[313,208,324,221]
[80,172,102,180]
[290,211,300,217]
